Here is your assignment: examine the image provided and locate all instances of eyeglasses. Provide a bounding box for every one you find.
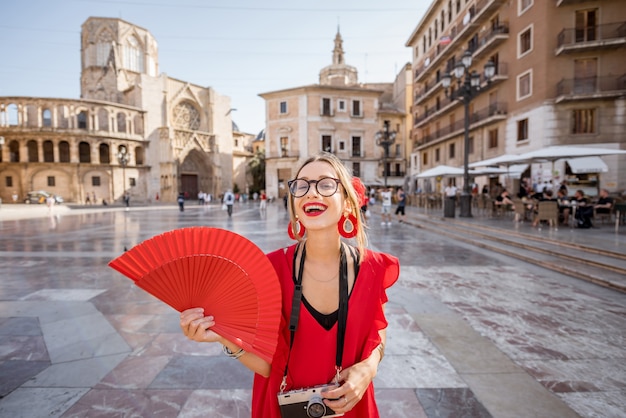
[287,177,341,198]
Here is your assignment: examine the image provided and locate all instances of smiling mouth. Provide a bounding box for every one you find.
[304,204,326,214]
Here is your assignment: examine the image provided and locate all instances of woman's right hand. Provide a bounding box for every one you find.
[179,308,222,343]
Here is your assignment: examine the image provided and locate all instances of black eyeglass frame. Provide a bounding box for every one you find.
[287,177,342,198]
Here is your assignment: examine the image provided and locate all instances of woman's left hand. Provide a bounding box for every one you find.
[322,360,377,414]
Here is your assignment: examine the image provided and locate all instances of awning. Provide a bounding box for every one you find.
[566,156,608,174]
[507,164,529,179]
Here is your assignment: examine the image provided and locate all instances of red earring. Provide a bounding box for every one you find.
[338,213,358,238]
[288,220,306,240]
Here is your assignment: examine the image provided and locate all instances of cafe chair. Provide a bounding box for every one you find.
[535,201,559,231]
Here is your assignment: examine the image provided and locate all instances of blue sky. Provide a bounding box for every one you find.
[0,0,429,135]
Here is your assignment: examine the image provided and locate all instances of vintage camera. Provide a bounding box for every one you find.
[277,383,344,417]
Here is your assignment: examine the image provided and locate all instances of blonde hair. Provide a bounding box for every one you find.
[287,152,368,255]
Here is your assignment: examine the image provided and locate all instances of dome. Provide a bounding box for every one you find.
[232,120,240,132]
[255,129,265,141]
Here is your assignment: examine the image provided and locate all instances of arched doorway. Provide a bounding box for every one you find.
[179,149,215,199]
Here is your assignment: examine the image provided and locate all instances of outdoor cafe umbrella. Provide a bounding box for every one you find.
[416,165,470,178]
[507,146,626,164]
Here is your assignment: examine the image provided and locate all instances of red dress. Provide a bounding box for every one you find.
[252,245,399,417]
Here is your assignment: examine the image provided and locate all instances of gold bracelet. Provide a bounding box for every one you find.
[222,345,245,359]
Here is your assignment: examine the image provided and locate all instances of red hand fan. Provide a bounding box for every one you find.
[108,227,282,364]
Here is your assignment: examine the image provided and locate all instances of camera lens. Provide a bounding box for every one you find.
[306,397,326,418]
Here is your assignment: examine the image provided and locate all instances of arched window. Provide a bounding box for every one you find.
[7,104,18,126]
[79,141,91,163]
[117,112,126,133]
[124,36,144,73]
[173,101,201,130]
[135,146,144,165]
[133,114,143,135]
[77,111,88,130]
[43,140,54,162]
[9,140,20,162]
[27,140,38,162]
[59,141,70,162]
[98,108,109,131]
[99,143,110,164]
[96,30,113,67]
[42,109,52,127]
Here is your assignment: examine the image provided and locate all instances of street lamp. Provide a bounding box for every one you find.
[441,50,495,217]
[375,120,397,187]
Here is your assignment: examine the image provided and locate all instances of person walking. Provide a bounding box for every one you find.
[380,187,392,226]
[395,186,406,223]
[177,192,185,212]
[180,152,399,417]
[223,189,235,217]
[259,190,267,212]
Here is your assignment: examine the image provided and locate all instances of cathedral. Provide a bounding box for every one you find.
[0,17,237,204]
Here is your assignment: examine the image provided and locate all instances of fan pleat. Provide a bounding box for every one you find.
[109,227,281,364]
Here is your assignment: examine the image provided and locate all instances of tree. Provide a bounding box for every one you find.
[248,150,266,194]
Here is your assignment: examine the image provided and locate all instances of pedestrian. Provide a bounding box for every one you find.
[12,191,18,203]
[85,193,91,205]
[123,192,130,209]
[259,190,267,211]
[177,192,185,212]
[380,187,392,226]
[92,191,97,204]
[395,186,406,223]
[223,188,235,217]
[180,151,399,417]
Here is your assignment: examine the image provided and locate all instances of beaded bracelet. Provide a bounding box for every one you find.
[222,345,245,359]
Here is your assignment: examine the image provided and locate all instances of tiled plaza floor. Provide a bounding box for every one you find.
[0,202,624,417]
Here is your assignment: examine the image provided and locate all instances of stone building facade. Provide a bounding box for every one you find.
[406,0,626,195]
[0,17,235,204]
[259,30,412,199]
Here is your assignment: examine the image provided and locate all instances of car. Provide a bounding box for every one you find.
[24,191,64,204]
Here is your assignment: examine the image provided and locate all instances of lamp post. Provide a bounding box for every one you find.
[442,50,495,217]
[375,120,397,187]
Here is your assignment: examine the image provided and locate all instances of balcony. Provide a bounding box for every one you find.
[556,22,626,55]
[414,62,508,128]
[413,0,507,83]
[471,24,509,60]
[416,102,507,147]
[266,150,300,160]
[555,74,626,103]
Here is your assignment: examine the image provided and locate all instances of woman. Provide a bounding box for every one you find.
[180,152,399,417]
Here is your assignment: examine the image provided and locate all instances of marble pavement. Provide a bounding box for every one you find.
[0,203,624,417]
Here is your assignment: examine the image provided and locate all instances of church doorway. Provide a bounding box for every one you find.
[181,174,198,198]
[179,149,215,199]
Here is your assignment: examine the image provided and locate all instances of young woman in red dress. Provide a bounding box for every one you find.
[180,152,399,417]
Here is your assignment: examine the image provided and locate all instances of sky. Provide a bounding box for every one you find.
[0,0,429,135]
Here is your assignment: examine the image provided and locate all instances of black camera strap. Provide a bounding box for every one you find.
[279,242,349,393]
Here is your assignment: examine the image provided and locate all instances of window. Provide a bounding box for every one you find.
[322,135,332,152]
[42,109,52,127]
[519,26,532,57]
[117,112,126,133]
[353,162,360,178]
[129,178,136,187]
[435,148,440,162]
[43,140,54,162]
[27,140,38,162]
[173,102,200,130]
[280,136,288,157]
[9,140,20,162]
[47,176,55,187]
[517,119,529,141]
[79,142,91,163]
[124,36,144,73]
[99,143,110,164]
[6,176,13,187]
[339,141,345,151]
[279,101,287,114]
[517,70,532,100]
[518,0,532,15]
[338,100,346,111]
[59,141,70,163]
[135,146,144,165]
[422,152,428,165]
[92,176,101,187]
[351,136,361,157]
[488,129,498,148]
[575,9,597,43]
[77,111,88,130]
[449,143,455,158]
[468,136,474,154]
[572,109,595,134]
[351,100,361,117]
[321,98,332,116]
